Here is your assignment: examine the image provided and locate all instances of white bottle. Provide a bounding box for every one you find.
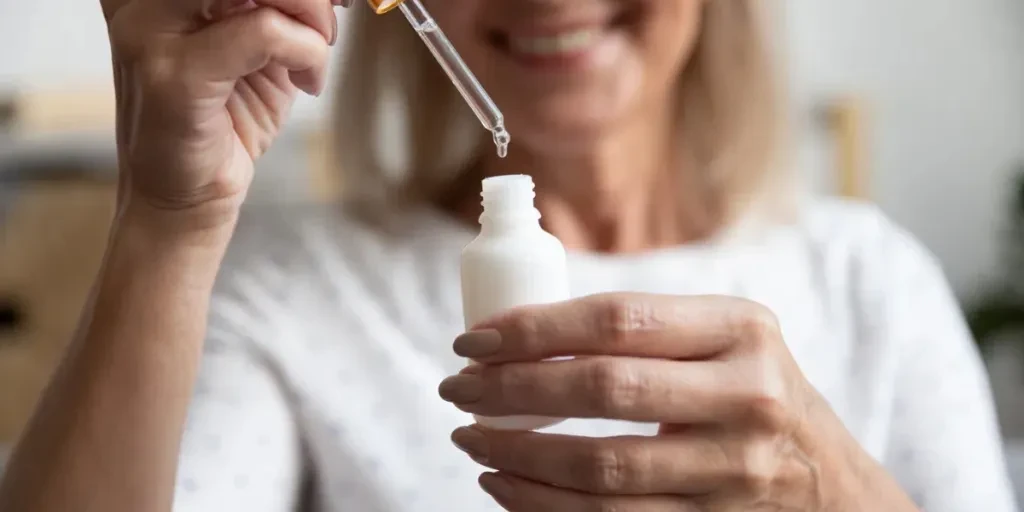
[461,175,569,431]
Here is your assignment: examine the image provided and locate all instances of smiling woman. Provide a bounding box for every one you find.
[336,1,783,232]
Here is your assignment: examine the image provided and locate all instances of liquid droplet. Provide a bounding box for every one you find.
[492,126,511,159]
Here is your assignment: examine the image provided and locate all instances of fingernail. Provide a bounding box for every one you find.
[479,473,514,501]
[451,426,489,463]
[460,364,483,375]
[438,374,483,404]
[330,14,339,45]
[453,330,502,359]
[289,70,319,97]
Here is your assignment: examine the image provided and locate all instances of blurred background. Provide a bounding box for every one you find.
[1,0,1022,501]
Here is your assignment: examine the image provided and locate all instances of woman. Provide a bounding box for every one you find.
[0,0,1017,510]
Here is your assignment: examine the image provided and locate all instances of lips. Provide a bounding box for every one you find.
[489,6,638,61]
[507,29,601,57]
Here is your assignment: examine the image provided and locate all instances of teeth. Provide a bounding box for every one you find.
[509,30,598,55]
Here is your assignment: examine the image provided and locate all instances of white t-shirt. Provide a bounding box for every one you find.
[171,198,1018,512]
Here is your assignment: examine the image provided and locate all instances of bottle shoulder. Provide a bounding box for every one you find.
[462,227,565,259]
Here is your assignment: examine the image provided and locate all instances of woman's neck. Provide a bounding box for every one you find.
[444,111,715,253]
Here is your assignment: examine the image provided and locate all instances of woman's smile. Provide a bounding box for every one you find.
[485,9,638,73]
[421,0,689,152]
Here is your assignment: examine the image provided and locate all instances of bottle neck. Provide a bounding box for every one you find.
[478,175,541,234]
[479,209,542,234]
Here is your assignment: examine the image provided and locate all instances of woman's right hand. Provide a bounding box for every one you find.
[101,0,349,229]
[0,6,354,510]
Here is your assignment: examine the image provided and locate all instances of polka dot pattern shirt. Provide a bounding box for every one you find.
[171,199,1018,512]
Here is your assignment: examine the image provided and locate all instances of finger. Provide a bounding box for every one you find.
[440,357,783,425]
[241,0,338,44]
[106,0,337,46]
[176,0,338,44]
[181,7,330,94]
[477,472,697,512]
[227,72,293,157]
[456,293,778,363]
[453,426,755,495]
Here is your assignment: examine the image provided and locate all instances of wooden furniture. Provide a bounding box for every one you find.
[0,86,116,136]
[0,182,117,443]
[822,97,870,200]
[0,86,119,444]
[0,86,333,445]
[0,86,342,203]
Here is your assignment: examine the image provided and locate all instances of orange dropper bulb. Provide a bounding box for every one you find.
[365,0,404,14]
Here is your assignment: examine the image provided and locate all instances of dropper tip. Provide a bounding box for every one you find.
[493,127,511,158]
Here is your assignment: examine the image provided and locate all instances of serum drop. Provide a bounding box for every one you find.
[460,175,569,431]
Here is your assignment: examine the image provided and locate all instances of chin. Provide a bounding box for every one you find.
[494,62,644,156]
[506,103,626,156]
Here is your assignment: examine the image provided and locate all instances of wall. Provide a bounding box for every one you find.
[0,0,334,125]
[2,1,1024,298]
[784,0,1024,298]
[0,1,110,90]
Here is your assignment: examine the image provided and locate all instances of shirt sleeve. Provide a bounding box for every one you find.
[172,212,308,512]
[876,222,1018,511]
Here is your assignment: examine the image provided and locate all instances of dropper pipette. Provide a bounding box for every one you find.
[369,0,510,158]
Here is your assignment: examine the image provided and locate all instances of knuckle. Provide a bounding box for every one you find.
[735,440,776,495]
[593,501,624,512]
[496,365,539,411]
[584,360,641,416]
[733,300,780,348]
[253,7,288,44]
[743,387,790,431]
[574,446,630,493]
[508,308,543,355]
[597,294,644,348]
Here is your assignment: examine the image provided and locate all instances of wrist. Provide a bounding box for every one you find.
[102,196,241,290]
[825,448,918,512]
[805,398,918,512]
[114,193,241,249]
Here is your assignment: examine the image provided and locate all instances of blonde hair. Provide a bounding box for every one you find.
[334,2,790,229]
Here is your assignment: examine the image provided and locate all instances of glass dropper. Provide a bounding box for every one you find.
[368,0,510,158]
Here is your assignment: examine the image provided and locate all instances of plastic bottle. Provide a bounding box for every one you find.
[460,175,569,431]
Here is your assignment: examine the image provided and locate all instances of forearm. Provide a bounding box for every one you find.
[0,206,236,512]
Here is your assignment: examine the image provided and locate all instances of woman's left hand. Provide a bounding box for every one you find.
[439,293,918,511]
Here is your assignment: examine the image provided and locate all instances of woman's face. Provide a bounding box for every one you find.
[425,0,704,154]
